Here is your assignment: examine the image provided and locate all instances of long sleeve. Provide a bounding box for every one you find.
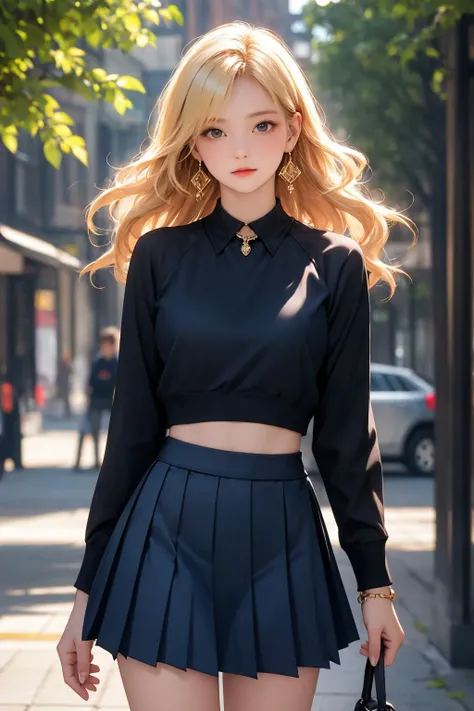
[312,243,392,592]
[75,235,167,593]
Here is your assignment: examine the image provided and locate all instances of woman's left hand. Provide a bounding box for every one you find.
[359,587,405,667]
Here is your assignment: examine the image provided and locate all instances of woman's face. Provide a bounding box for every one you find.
[192,76,301,195]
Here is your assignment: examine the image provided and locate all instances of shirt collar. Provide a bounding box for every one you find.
[204,198,294,256]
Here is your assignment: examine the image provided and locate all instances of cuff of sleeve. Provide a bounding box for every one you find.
[74,544,104,594]
[343,539,392,592]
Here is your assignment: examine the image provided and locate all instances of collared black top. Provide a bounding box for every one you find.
[74,199,392,594]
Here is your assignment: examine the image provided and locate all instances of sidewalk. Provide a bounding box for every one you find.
[0,426,473,710]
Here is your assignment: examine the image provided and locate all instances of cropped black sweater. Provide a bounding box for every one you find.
[74,199,392,594]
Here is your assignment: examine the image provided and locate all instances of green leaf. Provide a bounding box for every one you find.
[165,5,184,24]
[158,7,172,22]
[67,135,86,148]
[0,25,24,56]
[392,4,407,19]
[124,13,141,34]
[68,47,86,57]
[53,124,73,138]
[116,75,146,93]
[43,140,62,168]
[42,94,60,110]
[91,67,108,82]
[143,8,160,24]
[87,28,103,48]
[136,32,150,48]
[71,144,89,166]
[426,46,440,59]
[52,112,75,126]
[2,133,18,153]
[113,92,130,115]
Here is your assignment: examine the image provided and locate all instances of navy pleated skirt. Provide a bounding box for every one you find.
[82,436,359,678]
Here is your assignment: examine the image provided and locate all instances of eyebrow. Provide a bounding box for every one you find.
[214,110,279,124]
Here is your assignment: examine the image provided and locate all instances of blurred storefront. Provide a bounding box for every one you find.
[0,224,82,440]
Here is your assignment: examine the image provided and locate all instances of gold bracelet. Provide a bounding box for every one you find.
[357,587,396,604]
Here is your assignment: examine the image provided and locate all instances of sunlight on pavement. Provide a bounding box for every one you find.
[322,505,435,552]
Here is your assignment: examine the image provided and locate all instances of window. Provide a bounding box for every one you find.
[58,121,87,208]
[371,371,421,392]
[14,132,42,221]
[384,373,420,392]
[370,372,391,391]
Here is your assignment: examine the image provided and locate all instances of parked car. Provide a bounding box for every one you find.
[302,363,435,476]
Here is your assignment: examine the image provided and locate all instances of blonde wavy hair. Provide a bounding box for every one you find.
[83,21,415,295]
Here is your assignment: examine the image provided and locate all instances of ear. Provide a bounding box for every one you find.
[285,112,302,152]
[191,145,201,162]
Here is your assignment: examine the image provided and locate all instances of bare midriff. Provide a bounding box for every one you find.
[168,421,302,455]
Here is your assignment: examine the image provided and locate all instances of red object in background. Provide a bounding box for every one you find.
[35,384,45,408]
[1,383,14,413]
[425,392,436,411]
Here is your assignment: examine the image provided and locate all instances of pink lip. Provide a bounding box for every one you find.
[232,168,257,175]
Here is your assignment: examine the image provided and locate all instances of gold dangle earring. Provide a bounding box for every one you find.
[278,151,301,192]
[191,159,211,201]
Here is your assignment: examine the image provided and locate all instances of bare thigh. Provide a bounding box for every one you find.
[223,667,320,711]
[117,655,220,711]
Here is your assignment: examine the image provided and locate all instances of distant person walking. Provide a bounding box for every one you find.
[57,349,73,418]
[73,327,119,471]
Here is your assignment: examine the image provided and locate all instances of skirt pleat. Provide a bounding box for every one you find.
[82,436,360,678]
[82,462,159,642]
[213,477,257,677]
[182,472,219,675]
[283,479,338,667]
[251,480,299,677]
[307,479,360,647]
[91,463,170,658]
[120,464,189,666]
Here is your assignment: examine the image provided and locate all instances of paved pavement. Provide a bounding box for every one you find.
[0,423,473,710]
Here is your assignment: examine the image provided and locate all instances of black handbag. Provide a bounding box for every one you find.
[354,640,395,711]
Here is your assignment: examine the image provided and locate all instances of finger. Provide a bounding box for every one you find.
[86,675,100,685]
[382,637,400,667]
[89,664,100,673]
[75,640,93,686]
[368,629,382,666]
[62,660,89,700]
[83,681,98,692]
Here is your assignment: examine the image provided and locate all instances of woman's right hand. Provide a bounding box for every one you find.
[56,590,101,701]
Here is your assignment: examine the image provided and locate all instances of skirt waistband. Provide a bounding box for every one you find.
[158,436,306,481]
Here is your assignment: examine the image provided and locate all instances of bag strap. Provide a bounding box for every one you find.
[361,639,387,710]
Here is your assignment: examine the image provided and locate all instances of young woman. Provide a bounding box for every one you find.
[57,21,410,711]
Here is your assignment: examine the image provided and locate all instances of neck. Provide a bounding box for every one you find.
[219,176,277,225]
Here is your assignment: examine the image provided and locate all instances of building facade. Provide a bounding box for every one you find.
[181,0,291,43]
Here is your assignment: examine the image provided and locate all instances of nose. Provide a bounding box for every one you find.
[232,138,249,160]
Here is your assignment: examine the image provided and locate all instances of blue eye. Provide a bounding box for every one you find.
[203,128,223,139]
[255,121,276,132]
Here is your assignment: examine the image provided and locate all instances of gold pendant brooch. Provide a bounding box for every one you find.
[236,230,258,256]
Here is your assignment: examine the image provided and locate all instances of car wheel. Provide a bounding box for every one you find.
[405,427,435,476]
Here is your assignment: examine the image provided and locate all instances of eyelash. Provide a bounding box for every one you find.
[201,121,277,139]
